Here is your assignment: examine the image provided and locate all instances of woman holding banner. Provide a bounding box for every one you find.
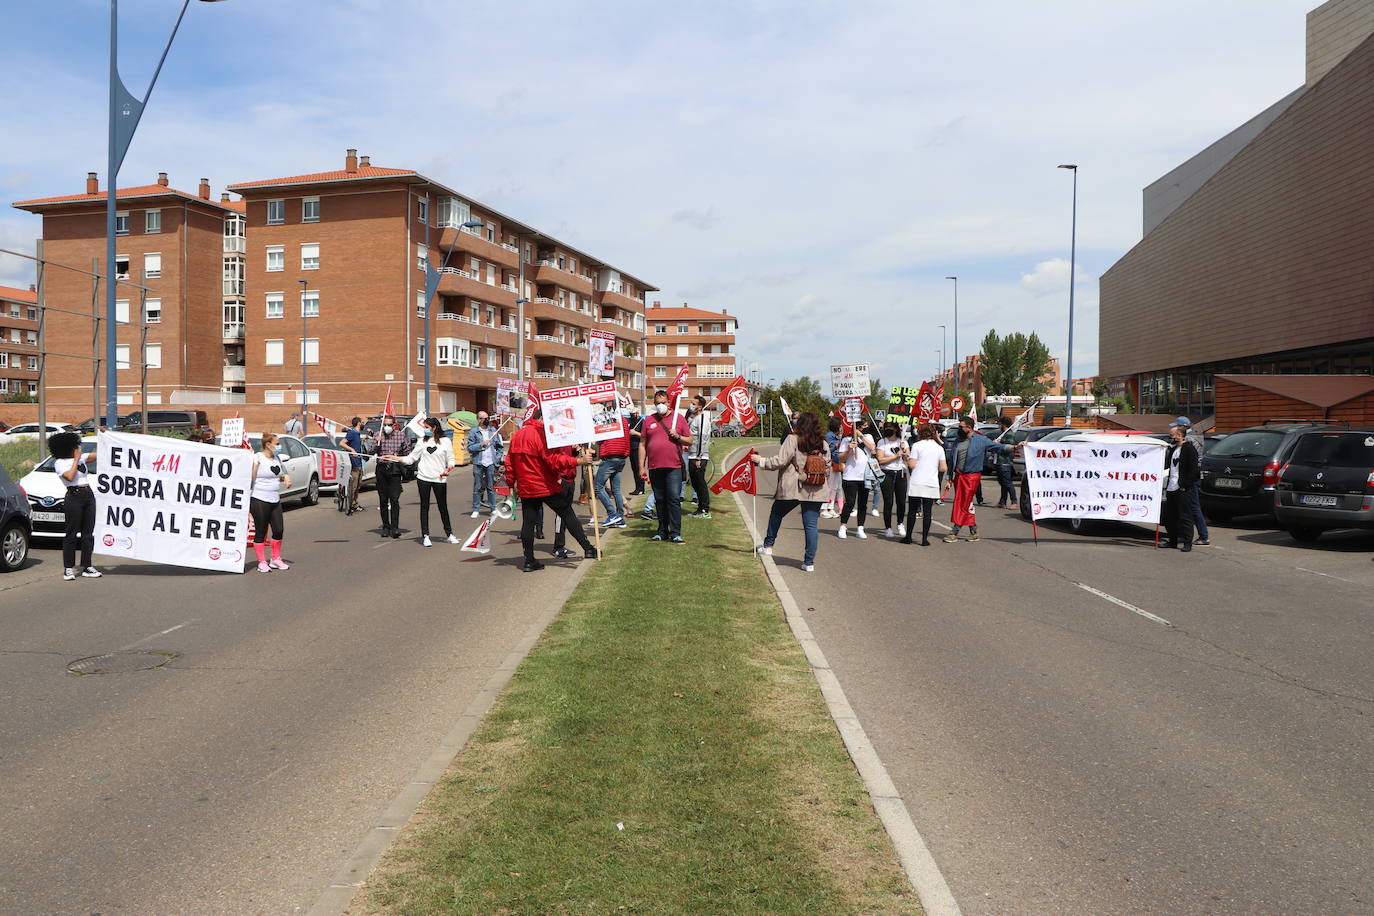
[751,412,828,571]
[836,420,875,539]
[49,431,100,581]
[900,423,947,546]
[250,433,292,572]
[395,417,458,547]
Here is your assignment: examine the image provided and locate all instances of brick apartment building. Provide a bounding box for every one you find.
[0,285,40,400]
[642,303,739,404]
[936,355,1066,406]
[13,173,244,414]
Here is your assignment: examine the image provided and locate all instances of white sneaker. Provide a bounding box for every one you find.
[837,526,847,539]
[63,568,76,581]
[81,567,103,578]
[803,564,815,572]
[756,545,772,555]
[883,528,893,538]
[470,510,480,519]
[446,534,461,544]
[422,535,432,547]
[897,523,906,538]
[870,507,881,517]
[855,527,868,539]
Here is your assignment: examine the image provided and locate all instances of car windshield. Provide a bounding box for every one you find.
[1208,430,1284,459]
[301,435,339,449]
[32,441,98,471]
[1289,432,1374,467]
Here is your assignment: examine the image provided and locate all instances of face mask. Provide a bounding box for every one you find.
[383,423,393,432]
[957,429,970,440]
[480,418,489,426]
[655,403,668,415]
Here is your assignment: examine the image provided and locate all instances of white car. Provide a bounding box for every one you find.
[300,433,376,493]
[246,435,321,506]
[0,422,74,445]
[20,436,98,542]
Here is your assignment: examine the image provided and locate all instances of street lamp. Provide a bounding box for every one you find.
[299,279,309,421]
[104,0,229,428]
[1058,164,1078,426]
[945,276,958,402]
[421,219,482,414]
[938,323,946,386]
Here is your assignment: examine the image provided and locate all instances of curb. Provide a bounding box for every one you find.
[728,445,962,916]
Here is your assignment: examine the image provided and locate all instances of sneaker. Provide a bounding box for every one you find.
[1180,543,1193,552]
[870,507,881,517]
[521,559,545,572]
[601,515,624,528]
[942,533,958,543]
[896,523,906,538]
[883,528,893,538]
[257,561,272,573]
[446,534,461,544]
[391,529,401,539]
[803,564,815,572]
[640,510,657,521]
[855,527,867,539]
[422,535,433,547]
[837,527,847,539]
[967,532,980,542]
[553,547,575,559]
[81,567,103,578]
[63,568,76,581]
[1195,538,1211,547]
[670,536,685,544]
[756,545,773,556]
[470,510,481,519]
[583,547,600,560]
[269,557,290,570]
[690,511,712,520]
[650,533,663,541]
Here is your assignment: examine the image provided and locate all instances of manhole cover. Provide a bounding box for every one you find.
[67,651,179,676]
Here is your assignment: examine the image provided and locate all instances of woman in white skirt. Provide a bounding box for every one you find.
[900,422,947,546]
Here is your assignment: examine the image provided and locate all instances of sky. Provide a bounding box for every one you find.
[0,0,1320,393]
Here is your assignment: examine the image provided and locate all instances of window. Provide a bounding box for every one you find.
[677,324,689,334]
[223,257,245,296]
[145,209,161,233]
[418,244,430,271]
[654,344,666,356]
[486,263,496,285]
[300,338,319,364]
[486,222,495,241]
[417,338,426,365]
[115,344,131,369]
[26,307,36,321]
[301,197,320,222]
[144,343,162,369]
[470,346,481,367]
[26,356,37,370]
[416,291,426,318]
[301,243,320,270]
[115,299,130,324]
[417,198,428,224]
[266,199,285,224]
[115,255,130,280]
[486,347,498,369]
[300,289,319,317]
[0,379,7,393]
[264,339,284,365]
[654,365,667,377]
[266,292,284,319]
[224,215,245,252]
[676,344,689,356]
[264,390,285,404]
[486,306,496,326]
[655,324,666,334]
[115,211,128,235]
[0,354,7,368]
[143,252,161,279]
[266,246,284,272]
[144,298,161,324]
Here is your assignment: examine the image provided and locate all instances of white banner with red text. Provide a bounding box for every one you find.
[1023,440,1166,524]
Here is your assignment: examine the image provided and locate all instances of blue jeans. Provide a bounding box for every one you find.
[649,466,683,538]
[996,463,1017,505]
[471,463,495,512]
[764,499,822,566]
[644,456,687,512]
[1190,481,1208,540]
[594,456,626,518]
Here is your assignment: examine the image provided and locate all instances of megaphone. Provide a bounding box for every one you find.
[494,495,516,519]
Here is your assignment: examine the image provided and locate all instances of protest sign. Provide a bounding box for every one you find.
[616,388,636,417]
[831,363,871,398]
[94,431,254,573]
[842,396,864,423]
[1024,440,1167,524]
[588,329,617,378]
[541,381,622,448]
[496,377,534,416]
[317,447,341,485]
[219,416,244,448]
[405,411,428,438]
[888,385,920,421]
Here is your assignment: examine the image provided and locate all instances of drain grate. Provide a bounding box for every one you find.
[67,651,179,676]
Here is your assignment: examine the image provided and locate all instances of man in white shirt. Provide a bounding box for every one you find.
[464,411,504,518]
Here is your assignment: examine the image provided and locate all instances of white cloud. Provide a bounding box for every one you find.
[1019,258,1093,297]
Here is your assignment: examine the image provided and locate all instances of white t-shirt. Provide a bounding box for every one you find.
[54,455,91,488]
[876,436,906,473]
[906,439,945,497]
[840,435,872,482]
[472,426,498,467]
[252,453,284,503]
[1166,447,1181,492]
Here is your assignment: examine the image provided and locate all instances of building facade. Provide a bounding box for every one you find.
[0,286,40,400]
[642,303,739,405]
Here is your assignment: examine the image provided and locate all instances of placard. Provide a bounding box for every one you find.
[496,377,534,416]
[1024,440,1167,524]
[588,329,617,378]
[541,381,622,448]
[887,385,920,420]
[831,363,871,398]
[94,431,254,573]
[219,416,244,448]
[318,447,340,484]
[841,396,864,423]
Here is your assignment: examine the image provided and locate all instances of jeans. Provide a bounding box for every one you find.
[62,486,96,569]
[377,465,403,531]
[996,463,1017,506]
[1164,488,1195,547]
[880,470,907,529]
[1190,481,1209,540]
[687,457,710,511]
[471,462,495,512]
[649,466,683,538]
[417,479,452,537]
[764,499,822,565]
[839,479,868,525]
[645,457,688,512]
[594,456,626,518]
[523,487,589,560]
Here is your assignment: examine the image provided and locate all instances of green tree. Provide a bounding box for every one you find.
[977,329,1053,403]
[2,391,37,404]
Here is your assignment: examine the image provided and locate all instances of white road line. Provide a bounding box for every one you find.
[1295,567,1359,585]
[120,620,194,651]
[1074,583,1172,627]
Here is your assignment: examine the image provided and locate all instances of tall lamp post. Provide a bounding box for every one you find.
[104,0,229,428]
[298,279,309,420]
[421,219,482,414]
[1058,164,1078,426]
[944,276,958,403]
[938,323,946,387]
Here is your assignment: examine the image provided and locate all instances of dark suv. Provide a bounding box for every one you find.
[1274,427,1374,542]
[119,409,212,436]
[1199,422,1330,523]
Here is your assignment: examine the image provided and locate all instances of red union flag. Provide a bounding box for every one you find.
[666,363,690,402]
[522,386,541,423]
[917,381,934,423]
[718,375,758,431]
[710,449,757,495]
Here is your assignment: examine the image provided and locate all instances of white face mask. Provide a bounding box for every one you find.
[383,423,393,432]
[655,403,668,415]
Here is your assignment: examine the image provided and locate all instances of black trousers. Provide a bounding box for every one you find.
[839,479,869,525]
[250,497,284,543]
[376,467,403,531]
[551,478,575,550]
[62,486,96,569]
[1164,489,1195,547]
[417,479,452,537]
[687,458,710,511]
[629,446,643,492]
[903,497,935,542]
[523,489,589,561]
[880,470,907,528]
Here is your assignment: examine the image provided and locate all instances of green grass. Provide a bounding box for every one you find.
[0,441,40,482]
[354,435,920,915]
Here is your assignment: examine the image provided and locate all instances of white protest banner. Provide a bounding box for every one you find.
[588,329,617,378]
[460,518,493,554]
[405,411,428,438]
[317,447,341,485]
[616,388,635,417]
[219,416,244,448]
[541,381,623,448]
[95,431,254,573]
[831,363,871,398]
[1024,439,1167,524]
[496,377,533,416]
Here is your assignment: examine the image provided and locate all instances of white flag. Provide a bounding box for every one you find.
[966,393,977,423]
[460,519,493,554]
[405,410,428,438]
[1009,402,1038,432]
[779,394,793,419]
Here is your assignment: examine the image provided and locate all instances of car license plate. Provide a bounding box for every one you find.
[32,510,64,523]
[1300,494,1338,507]
[1214,477,1243,489]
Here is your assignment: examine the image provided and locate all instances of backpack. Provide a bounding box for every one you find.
[803,450,828,487]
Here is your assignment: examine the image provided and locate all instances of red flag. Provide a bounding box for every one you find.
[833,405,852,437]
[929,384,943,422]
[666,363,690,402]
[521,386,541,423]
[717,375,759,431]
[710,448,757,495]
[714,404,734,425]
[917,381,934,424]
[381,385,393,419]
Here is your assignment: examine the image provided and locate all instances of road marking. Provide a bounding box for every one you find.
[120,620,194,651]
[1296,567,1360,585]
[1074,583,1171,627]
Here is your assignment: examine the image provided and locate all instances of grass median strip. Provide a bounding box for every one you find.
[355,438,920,915]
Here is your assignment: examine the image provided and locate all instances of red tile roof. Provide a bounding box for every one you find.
[227,167,417,191]
[12,185,240,212]
[0,285,37,304]
[645,306,737,322]
[1217,374,1374,408]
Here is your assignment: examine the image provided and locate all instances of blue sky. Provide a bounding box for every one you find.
[1,0,1318,390]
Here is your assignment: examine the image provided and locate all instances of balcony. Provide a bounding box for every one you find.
[525,297,594,328]
[222,322,245,341]
[437,226,519,269]
[223,236,246,254]
[223,365,246,383]
[436,267,517,306]
[595,288,644,313]
[532,262,594,296]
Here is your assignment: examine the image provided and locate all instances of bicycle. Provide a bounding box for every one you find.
[334,469,350,513]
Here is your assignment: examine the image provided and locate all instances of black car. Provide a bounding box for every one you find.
[0,464,32,572]
[119,409,212,436]
[1199,422,1334,522]
[74,415,136,434]
[1274,427,1374,542]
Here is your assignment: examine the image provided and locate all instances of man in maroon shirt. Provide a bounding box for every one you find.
[637,389,692,543]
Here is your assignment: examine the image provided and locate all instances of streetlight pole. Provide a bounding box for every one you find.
[938,324,946,387]
[944,276,958,407]
[1058,164,1078,426]
[299,278,308,421]
[105,0,228,428]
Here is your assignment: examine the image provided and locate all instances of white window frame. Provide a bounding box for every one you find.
[115,299,130,325]
[416,338,426,365]
[144,298,161,324]
[301,196,320,222]
[264,390,285,404]
[0,353,8,368]
[266,199,285,225]
[143,252,161,279]
[676,344,689,357]
[418,244,429,272]
[300,243,320,271]
[115,211,129,235]
[654,344,666,356]
[145,209,161,233]
[115,344,131,369]
[115,255,130,280]
[265,245,284,272]
[265,292,284,319]
[26,355,38,371]
[300,289,319,318]
[417,198,428,224]
[264,339,284,366]
[300,338,319,365]
[416,290,427,318]
[144,342,162,369]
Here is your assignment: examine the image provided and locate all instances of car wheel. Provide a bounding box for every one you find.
[1019,483,1031,521]
[0,522,30,572]
[1069,516,1094,535]
[1288,526,1322,543]
[302,475,320,507]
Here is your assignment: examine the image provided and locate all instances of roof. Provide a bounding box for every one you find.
[0,285,37,303]
[12,184,241,212]
[1098,413,1215,434]
[1217,374,1374,408]
[226,167,418,191]
[645,306,737,323]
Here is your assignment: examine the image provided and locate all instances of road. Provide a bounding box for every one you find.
[0,471,600,915]
[742,446,1374,915]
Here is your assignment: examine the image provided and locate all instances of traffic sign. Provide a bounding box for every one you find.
[950,396,965,412]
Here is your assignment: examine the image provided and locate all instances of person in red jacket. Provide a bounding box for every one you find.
[506,411,597,572]
[592,415,631,528]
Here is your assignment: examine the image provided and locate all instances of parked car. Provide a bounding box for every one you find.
[0,464,32,571]
[1009,426,1069,479]
[119,409,212,436]
[1198,422,1331,523]
[0,421,74,445]
[300,432,376,493]
[1019,430,1166,531]
[19,436,97,544]
[246,434,321,506]
[74,415,136,434]
[1274,426,1374,542]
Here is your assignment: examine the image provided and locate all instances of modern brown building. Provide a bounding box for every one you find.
[642,303,739,405]
[1099,0,1374,417]
[0,285,40,399]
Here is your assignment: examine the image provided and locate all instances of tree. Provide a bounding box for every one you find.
[977,329,1053,403]
[2,391,37,404]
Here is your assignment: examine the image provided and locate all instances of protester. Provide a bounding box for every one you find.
[49,431,100,581]
[752,412,828,571]
[506,408,597,571]
[900,423,947,546]
[283,411,303,437]
[993,416,1018,509]
[394,416,458,546]
[639,389,692,543]
[779,411,799,444]
[1162,420,1200,552]
[549,439,581,559]
[594,412,631,528]
[942,416,1012,542]
[465,410,504,518]
[339,416,366,514]
[250,432,292,572]
[822,416,843,518]
[627,408,645,495]
[836,419,876,538]
[372,413,412,538]
[685,394,713,520]
[875,422,909,538]
[1174,416,1210,546]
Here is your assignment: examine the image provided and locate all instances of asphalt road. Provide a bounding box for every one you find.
[743,448,1374,915]
[0,470,603,915]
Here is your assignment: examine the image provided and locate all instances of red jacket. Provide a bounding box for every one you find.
[597,417,631,458]
[506,416,579,498]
